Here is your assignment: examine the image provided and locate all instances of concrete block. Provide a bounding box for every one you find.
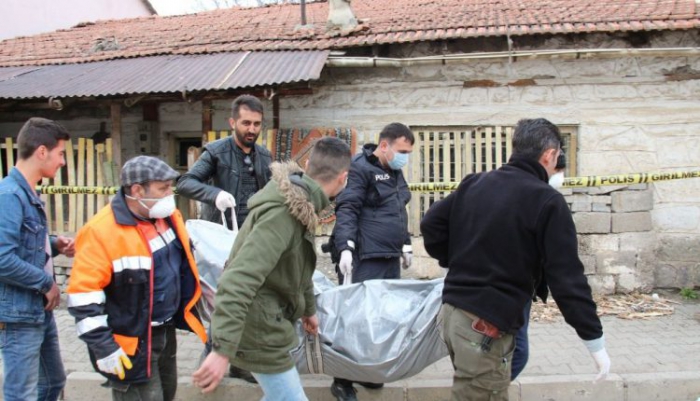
[405,379,520,400]
[579,254,596,275]
[652,206,700,232]
[627,183,649,190]
[176,377,263,400]
[571,201,592,212]
[587,275,616,295]
[591,203,611,212]
[55,275,66,285]
[616,272,652,293]
[569,194,592,204]
[612,212,652,233]
[619,232,657,252]
[518,374,625,401]
[596,251,637,275]
[624,371,700,401]
[579,234,620,253]
[406,379,451,401]
[625,252,656,291]
[654,263,695,288]
[656,235,700,262]
[573,213,611,234]
[63,372,111,401]
[585,186,625,195]
[611,190,653,212]
[591,195,612,205]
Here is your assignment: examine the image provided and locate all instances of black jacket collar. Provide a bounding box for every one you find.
[111,189,139,226]
[506,154,549,183]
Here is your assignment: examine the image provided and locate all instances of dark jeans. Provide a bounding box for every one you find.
[511,301,532,380]
[336,256,401,285]
[108,324,177,401]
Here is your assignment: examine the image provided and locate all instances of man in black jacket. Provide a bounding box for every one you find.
[421,118,610,400]
[329,122,414,400]
[176,94,272,382]
[177,94,272,230]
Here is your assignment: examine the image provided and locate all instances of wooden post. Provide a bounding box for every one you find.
[186,146,201,219]
[110,103,122,166]
[272,94,280,130]
[202,99,212,145]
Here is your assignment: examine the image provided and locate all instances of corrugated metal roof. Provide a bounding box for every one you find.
[0,66,41,81]
[0,51,328,99]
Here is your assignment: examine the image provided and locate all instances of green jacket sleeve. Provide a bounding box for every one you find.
[303,279,316,317]
[210,204,295,359]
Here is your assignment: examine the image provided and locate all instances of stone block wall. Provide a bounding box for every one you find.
[564,184,656,294]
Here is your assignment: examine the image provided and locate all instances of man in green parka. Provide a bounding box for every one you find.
[193,137,351,399]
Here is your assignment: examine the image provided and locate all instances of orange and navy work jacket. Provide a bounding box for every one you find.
[67,190,206,383]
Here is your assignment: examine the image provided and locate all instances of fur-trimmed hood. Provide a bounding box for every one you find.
[247,161,329,232]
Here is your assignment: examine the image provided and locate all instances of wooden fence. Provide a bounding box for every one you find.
[0,137,116,234]
[196,126,575,235]
[1,125,574,236]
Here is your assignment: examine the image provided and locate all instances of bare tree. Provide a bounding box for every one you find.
[190,0,301,11]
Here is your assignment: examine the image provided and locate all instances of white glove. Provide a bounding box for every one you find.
[590,348,611,381]
[338,250,353,276]
[583,336,610,381]
[96,348,133,380]
[401,245,413,269]
[215,191,236,211]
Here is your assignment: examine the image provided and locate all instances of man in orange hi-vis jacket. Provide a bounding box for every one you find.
[67,156,206,401]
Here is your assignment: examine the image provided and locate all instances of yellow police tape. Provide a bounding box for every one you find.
[406,170,700,192]
[35,170,700,195]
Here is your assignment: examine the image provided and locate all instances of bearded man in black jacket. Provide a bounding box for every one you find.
[421,118,610,401]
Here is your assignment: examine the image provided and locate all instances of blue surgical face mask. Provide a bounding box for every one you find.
[388,150,409,170]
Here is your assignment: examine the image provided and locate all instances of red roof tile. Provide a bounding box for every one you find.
[1,0,698,67]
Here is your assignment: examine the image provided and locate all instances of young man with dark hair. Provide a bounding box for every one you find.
[177,94,273,381]
[421,118,610,400]
[0,117,72,401]
[329,122,414,400]
[177,94,272,230]
[193,137,352,400]
[68,156,207,401]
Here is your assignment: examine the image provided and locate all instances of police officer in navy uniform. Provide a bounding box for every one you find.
[329,122,414,400]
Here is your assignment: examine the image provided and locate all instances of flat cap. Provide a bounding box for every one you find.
[120,156,179,186]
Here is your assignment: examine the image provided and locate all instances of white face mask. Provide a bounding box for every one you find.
[549,172,565,188]
[127,194,176,219]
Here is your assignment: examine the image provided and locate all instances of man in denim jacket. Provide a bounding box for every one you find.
[0,117,73,401]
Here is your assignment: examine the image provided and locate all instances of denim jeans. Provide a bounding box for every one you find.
[252,367,308,401]
[108,324,177,401]
[511,300,532,380]
[0,311,66,401]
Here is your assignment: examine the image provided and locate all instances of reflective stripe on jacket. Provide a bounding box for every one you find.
[67,190,206,383]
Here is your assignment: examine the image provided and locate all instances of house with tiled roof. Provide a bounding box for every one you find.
[0,0,698,292]
[0,0,156,41]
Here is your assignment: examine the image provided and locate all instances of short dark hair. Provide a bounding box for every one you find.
[17,117,71,160]
[306,137,351,184]
[231,95,264,119]
[511,118,562,161]
[378,122,415,145]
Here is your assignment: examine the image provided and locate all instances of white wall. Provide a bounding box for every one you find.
[0,0,153,40]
